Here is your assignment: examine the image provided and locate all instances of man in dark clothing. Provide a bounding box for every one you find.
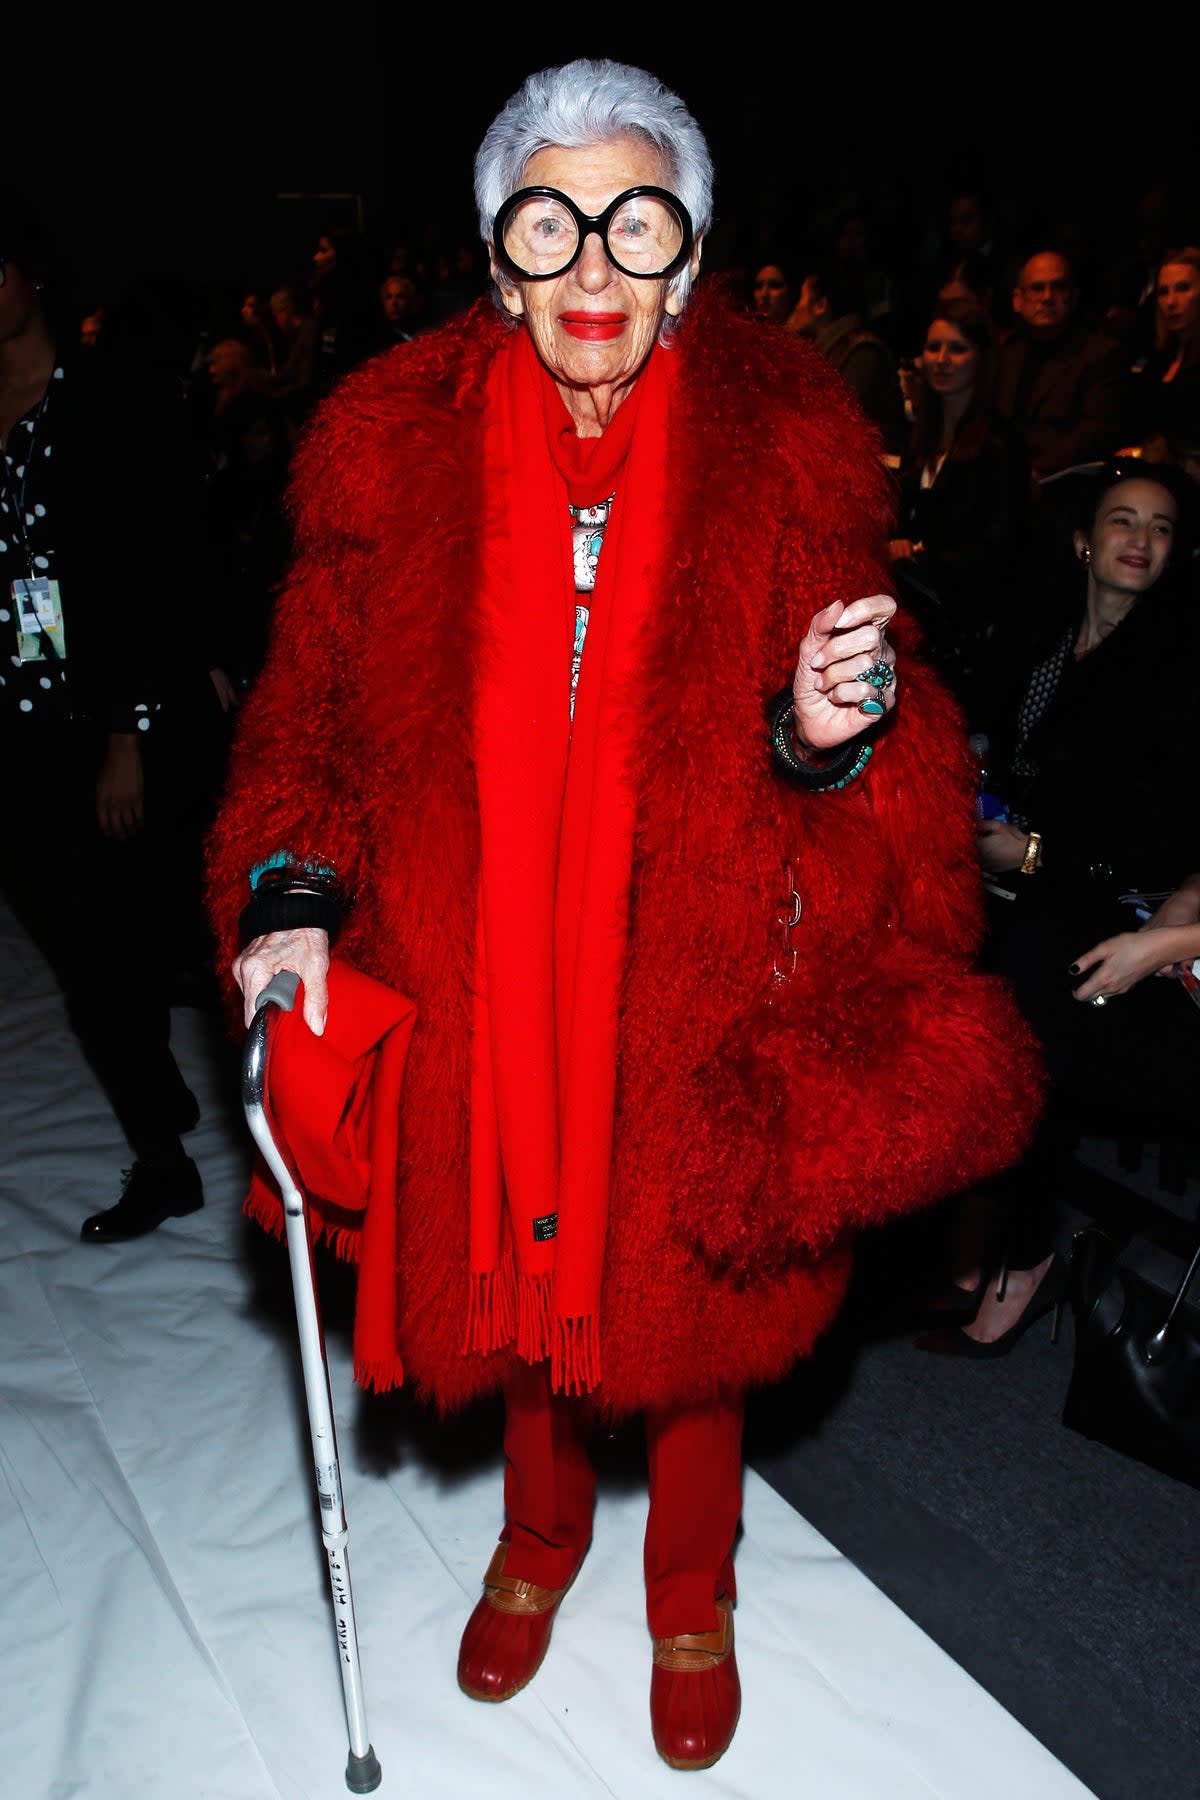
[789,265,907,456]
[995,250,1128,479]
[0,197,220,1243]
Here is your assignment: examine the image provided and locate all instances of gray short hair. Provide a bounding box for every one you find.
[474,58,714,313]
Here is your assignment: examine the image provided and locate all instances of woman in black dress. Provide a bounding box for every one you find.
[921,460,1200,1354]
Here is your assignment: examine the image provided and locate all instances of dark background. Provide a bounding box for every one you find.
[12,9,1200,321]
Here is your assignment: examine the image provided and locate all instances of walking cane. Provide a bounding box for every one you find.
[243,970,383,1794]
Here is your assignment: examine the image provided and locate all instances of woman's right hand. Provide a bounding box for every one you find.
[232,928,330,1034]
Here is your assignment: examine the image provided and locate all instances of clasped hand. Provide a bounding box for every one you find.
[791,595,898,752]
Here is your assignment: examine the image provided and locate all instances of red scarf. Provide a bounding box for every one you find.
[465,323,672,1394]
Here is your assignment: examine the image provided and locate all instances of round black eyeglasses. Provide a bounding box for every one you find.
[492,187,694,282]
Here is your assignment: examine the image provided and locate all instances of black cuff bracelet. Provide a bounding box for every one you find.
[766,688,864,791]
[239,887,343,947]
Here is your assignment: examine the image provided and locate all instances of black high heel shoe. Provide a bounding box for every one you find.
[914,1253,1070,1359]
[921,1273,987,1326]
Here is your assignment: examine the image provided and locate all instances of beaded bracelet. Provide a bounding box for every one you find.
[766,689,874,793]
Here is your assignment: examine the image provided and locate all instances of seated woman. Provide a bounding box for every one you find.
[1122,245,1200,458]
[889,297,1029,724]
[920,460,1200,1354]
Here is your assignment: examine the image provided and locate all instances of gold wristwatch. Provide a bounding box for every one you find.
[1020,830,1042,876]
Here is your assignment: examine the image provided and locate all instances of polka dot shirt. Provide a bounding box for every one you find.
[0,366,157,738]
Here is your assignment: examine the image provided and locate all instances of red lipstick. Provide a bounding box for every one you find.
[559,311,627,341]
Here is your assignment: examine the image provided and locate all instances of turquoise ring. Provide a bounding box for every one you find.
[856,659,894,690]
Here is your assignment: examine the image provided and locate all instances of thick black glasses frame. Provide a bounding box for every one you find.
[492,186,694,282]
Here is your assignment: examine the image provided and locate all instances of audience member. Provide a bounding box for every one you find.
[377,273,420,345]
[917,461,1200,1355]
[829,206,901,344]
[237,290,281,374]
[936,250,999,323]
[425,241,486,325]
[750,259,795,324]
[1122,245,1200,458]
[994,249,1128,479]
[266,283,318,422]
[789,264,907,453]
[201,341,291,696]
[923,185,1005,329]
[310,223,385,387]
[889,298,1029,721]
[1099,181,1187,354]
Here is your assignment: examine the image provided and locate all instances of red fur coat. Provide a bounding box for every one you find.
[208,290,1042,1418]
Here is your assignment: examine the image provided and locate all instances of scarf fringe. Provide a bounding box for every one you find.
[353,1352,405,1395]
[462,1271,599,1394]
[551,1312,602,1397]
[463,1263,518,1355]
[516,1271,554,1363]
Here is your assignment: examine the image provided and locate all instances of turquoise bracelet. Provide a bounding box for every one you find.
[249,850,339,893]
[810,740,873,791]
[769,694,874,793]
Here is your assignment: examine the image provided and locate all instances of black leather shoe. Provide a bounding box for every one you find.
[80,1159,204,1243]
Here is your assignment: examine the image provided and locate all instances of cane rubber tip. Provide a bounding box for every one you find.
[345,1746,382,1793]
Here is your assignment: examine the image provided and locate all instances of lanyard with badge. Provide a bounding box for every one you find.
[3,383,66,663]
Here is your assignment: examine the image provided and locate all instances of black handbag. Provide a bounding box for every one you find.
[1062,1227,1200,1488]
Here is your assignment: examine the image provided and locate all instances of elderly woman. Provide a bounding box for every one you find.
[209,60,1040,1772]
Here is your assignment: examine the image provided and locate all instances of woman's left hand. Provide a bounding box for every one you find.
[1070,928,1185,1001]
[791,595,898,753]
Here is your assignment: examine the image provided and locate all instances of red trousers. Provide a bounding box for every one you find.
[499,1359,744,1638]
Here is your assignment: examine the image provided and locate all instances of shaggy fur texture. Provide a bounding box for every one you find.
[208,290,1043,1417]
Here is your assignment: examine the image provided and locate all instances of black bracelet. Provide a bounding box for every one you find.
[766,688,867,791]
[239,886,343,947]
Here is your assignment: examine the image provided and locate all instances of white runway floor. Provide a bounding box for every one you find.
[0,898,1098,1800]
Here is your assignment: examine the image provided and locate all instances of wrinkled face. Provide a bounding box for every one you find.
[1074,478,1177,597]
[493,139,699,404]
[1013,253,1074,338]
[922,318,981,400]
[1157,261,1200,340]
[753,264,790,321]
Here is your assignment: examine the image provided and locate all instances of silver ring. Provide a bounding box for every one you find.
[856,659,894,690]
[1090,994,1109,1008]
